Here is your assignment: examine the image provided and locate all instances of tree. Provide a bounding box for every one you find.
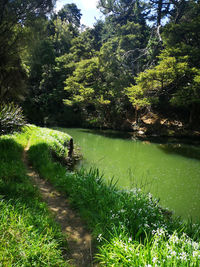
[125,56,191,121]
[64,57,111,126]
[69,28,98,61]
[90,20,105,51]
[98,0,148,25]
[0,0,55,26]
[124,1,200,126]
[57,3,82,27]
[162,6,200,68]
[149,0,171,27]
[170,70,200,125]
[0,0,56,102]
[125,84,150,123]
[126,54,200,125]
[49,17,78,56]
[148,0,189,35]
[160,1,200,124]
[24,11,80,125]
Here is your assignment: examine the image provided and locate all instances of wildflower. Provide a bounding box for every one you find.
[152,256,158,263]
[193,251,199,258]
[169,234,179,244]
[192,242,199,250]
[179,252,187,261]
[152,230,156,235]
[181,233,187,238]
[97,234,103,242]
[154,228,166,238]
[171,251,176,257]
[166,243,170,249]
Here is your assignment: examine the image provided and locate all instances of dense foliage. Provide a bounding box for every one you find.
[0,102,26,135]
[2,0,200,130]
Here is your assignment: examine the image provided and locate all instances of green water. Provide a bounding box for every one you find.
[59,128,200,221]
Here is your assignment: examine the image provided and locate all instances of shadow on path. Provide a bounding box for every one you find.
[23,142,94,267]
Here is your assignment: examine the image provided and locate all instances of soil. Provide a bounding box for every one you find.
[130,113,200,138]
[23,142,94,267]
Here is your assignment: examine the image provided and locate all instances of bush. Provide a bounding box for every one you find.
[0,102,26,135]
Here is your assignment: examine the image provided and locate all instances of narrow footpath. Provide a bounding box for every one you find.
[23,142,94,267]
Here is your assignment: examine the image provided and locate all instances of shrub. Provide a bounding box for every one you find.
[0,102,26,135]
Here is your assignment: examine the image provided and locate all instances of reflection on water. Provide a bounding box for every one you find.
[159,143,200,161]
[57,128,200,222]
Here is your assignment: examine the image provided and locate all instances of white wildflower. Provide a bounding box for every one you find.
[152,256,158,263]
[97,234,103,242]
[171,251,176,257]
[192,241,199,250]
[169,234,179,244]
[193,251,199,258]
[179,252,187,261]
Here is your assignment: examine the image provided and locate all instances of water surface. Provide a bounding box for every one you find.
[58,128,200,221]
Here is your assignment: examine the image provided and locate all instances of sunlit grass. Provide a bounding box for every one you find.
[0,130,68,266]
[97,228,200,266]
[25,125,200,266]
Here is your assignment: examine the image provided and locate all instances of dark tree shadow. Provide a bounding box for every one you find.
[79,128,132,139]
[158,143,200,161]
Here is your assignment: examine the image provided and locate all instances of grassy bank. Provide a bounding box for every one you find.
[0,128,68,266]
[24,125,200,266]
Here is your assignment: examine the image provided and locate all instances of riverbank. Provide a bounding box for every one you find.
[131,120,200,140]
[57,127,200,221]
[24,126,200,265]
[1,125,200,266]
[84,111,200,139]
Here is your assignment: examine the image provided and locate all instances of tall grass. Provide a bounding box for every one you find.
[97,229,200,266]
[0,132,68,266]
[25,125,200,266]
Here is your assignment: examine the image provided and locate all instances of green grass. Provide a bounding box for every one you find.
[97,229,200,266]
[28,124,71,158]
[24,125,200,266]
[0,130,68,266]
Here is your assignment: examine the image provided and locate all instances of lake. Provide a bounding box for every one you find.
[57,128,200,221]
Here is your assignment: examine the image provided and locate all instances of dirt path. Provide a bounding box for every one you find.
[23,142,94,267]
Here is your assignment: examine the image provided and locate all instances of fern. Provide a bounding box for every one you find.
[0,102,26,135]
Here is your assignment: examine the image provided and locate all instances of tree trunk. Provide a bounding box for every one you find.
[68,138,74,157]
[135,106,139,123]
[157,0,163,27]
[189,103,198,128]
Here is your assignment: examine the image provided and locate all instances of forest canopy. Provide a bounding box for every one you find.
[1,0,200,131]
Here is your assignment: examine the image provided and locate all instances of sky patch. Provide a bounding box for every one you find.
[55,0,102,27]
